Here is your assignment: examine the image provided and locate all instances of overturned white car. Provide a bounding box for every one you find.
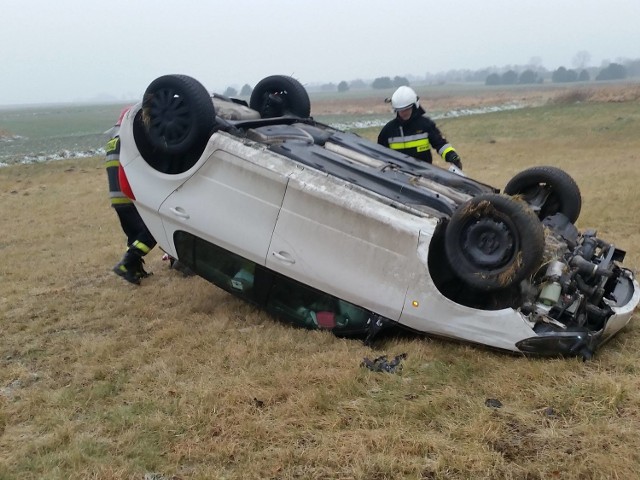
[117,74,639,359]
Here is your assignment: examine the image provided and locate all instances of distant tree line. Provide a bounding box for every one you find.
[595,63,628,81]
[485,69,543,85]
[485,62,629,86]
[220,57,640,95]
[551,67,589,83]
[223,84,252,97]
[371,76,411,89]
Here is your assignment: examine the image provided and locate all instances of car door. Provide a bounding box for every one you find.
[266,168,421,321]
[159,142,295,264]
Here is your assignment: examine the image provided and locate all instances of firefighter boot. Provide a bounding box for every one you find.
[112,247,145,285]
[137,256,152,278]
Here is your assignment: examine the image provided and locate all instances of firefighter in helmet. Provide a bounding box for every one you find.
[377,86,463,169]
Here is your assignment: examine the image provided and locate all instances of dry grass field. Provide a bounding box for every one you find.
[1,84,640,479]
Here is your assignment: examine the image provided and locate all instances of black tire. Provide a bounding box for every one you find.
[503,166,581,223]
[141,74,216,157]
[445,194,545,291]
[249,75,311,118]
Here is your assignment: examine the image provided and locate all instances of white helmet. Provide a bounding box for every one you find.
[391,86,419,111]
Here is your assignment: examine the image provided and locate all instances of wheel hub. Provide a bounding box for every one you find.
[150,89,189,144]
[463,218,514,268]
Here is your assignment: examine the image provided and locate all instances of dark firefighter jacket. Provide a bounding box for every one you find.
[377,106,457,164]
[105,136,133,207]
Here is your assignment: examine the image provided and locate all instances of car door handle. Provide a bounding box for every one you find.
[272,251,295,264]
[169,207,190,219]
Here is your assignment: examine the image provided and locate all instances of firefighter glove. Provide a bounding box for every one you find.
[445,151,463,169]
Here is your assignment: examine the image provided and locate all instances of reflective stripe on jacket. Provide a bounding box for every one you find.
[105,136,132,207]
[377,106,456,164]
[388,132,431,153]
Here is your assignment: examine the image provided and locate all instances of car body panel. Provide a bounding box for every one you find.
[159,146,290,265]
[266,166,431,321]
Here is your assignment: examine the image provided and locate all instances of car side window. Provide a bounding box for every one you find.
[266,277,370,335]
[174,231,271,304]
[174,231,371,335]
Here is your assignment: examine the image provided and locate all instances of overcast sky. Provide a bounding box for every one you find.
[1,0,639,106]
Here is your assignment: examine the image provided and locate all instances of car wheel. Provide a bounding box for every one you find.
[141,74,216,157]
[503,166,581,223]
[249,75,311,118]
[445,194,545,291]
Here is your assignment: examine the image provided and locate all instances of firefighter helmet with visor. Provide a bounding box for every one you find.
[391,86,419,111]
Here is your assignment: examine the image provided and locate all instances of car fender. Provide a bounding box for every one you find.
[397,230,538,352]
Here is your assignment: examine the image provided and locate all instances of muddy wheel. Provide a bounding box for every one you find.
[445,194,545,291]
[504,166,581,223]
[249,75,310,118]
[133,75,216,174]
